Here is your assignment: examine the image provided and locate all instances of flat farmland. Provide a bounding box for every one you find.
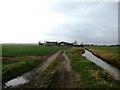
[2,44,67,83]
[2,45,120,89]
[2,44,66,56]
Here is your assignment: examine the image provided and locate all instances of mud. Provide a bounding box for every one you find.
[4,50,83,89]
[50,51,82,88]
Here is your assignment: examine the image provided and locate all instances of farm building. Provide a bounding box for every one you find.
[45,41,58,46]
[58,42,73,46]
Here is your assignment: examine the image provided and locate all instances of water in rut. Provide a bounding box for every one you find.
[3,51,62,88]
[3,51,82,88]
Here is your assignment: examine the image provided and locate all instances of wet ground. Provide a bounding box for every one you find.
[4,50,83,89]
[50,51,82,88]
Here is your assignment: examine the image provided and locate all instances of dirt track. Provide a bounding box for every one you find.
[50,51,82,88]
[11,50,83,88]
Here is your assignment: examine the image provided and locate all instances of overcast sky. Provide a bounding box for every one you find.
[0,0,118,45]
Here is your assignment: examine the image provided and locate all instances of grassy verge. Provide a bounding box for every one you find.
[2,59,40,83]
[67,48,120,88]
[85,46,120,69]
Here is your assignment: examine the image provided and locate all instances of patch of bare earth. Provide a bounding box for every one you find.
[50,51,83,88]
[15,51,62,88]
[13,50,83,88]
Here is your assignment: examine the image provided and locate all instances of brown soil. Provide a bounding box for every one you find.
[50,51,82,88]
[14,51,62,88]
[9,50,83,88]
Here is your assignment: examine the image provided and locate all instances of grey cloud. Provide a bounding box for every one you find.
[47,2,118,45]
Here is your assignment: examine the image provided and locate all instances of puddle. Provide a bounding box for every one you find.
[3,69,34,88]
[4,76,29,88]
[3,51,61,88]
[61,61,66,64]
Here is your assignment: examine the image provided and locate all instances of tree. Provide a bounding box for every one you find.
[38,41,43,45]
[81,42,84,47]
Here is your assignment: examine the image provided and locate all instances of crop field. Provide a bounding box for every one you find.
[2,44,66,56]
[86,46,119,53]
[2,44,67,83]
[85,46,120,69]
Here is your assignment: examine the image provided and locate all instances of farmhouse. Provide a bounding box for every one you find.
[42,41,74,46]
[45,41,58,46]
[58,42,73,46]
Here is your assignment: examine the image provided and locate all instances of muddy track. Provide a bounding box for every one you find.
[14,50,62,88]
[50,51,82,88]
[8,50,83,88]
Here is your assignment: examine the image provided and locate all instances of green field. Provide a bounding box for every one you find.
[2,44,66,56]
[85,46,120,69]
[2,44,67,83]
[67,48,120,88]
[86,46,118,53]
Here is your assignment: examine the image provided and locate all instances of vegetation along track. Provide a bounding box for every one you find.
[9,50,82,89]
[50,51,82,88]
[3,47,120,89]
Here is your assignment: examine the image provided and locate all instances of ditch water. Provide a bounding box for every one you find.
[82,49,120,81]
